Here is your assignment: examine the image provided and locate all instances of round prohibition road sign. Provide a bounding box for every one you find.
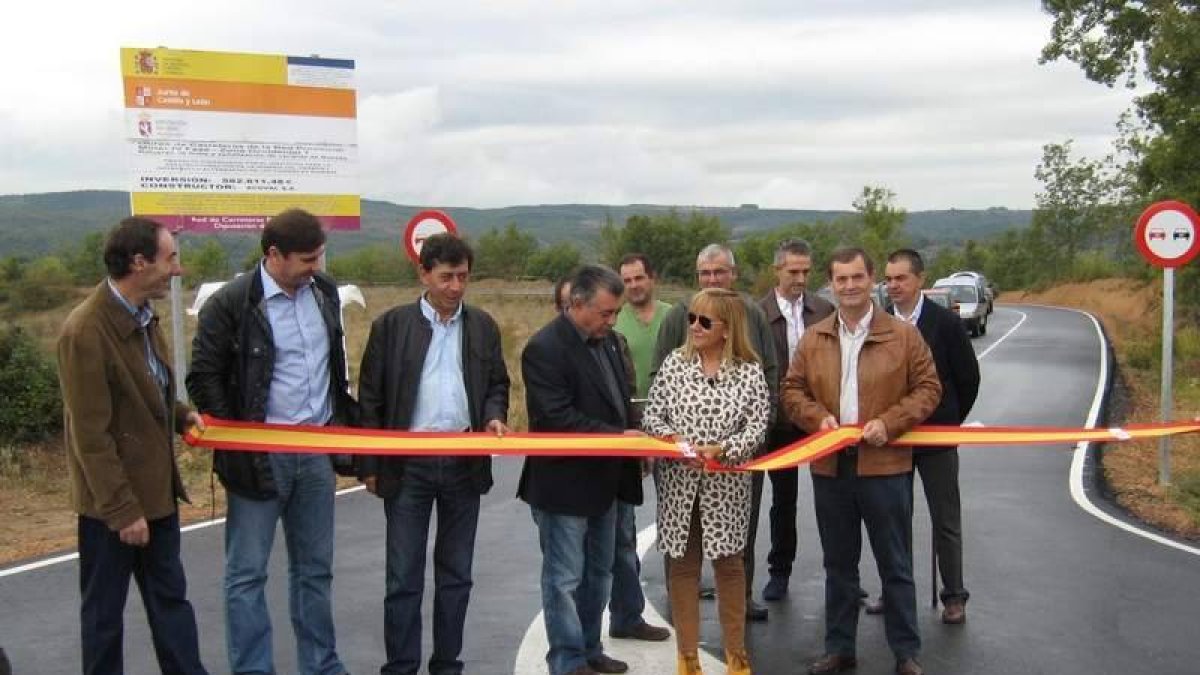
[403,210,458,263]
[1134,200,1200,269]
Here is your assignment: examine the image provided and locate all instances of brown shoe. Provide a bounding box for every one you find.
[942,600,966,624]
[610,621,671,641]
[864,597,885,615]
[587,654,629,674]
[809,653,857,674]
[896,657,923,675]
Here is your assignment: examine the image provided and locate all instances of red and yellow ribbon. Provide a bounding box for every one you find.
[184,416,1200,471]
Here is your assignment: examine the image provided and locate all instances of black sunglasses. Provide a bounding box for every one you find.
[687,312,720,330]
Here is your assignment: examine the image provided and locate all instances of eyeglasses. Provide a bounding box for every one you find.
[687,312,721,330]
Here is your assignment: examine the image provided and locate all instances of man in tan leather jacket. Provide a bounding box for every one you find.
[781,247,941,675]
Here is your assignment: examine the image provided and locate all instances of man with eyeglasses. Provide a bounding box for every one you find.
[651,243,778,622]
[758,239,834,602]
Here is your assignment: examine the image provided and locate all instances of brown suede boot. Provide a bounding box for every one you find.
[677,652,704,675]
[726,648,752,675]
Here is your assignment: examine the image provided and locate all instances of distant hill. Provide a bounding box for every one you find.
[0,190,1031,259]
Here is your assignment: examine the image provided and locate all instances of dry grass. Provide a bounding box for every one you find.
[0,282,565,565]
[1003,279,1200,539]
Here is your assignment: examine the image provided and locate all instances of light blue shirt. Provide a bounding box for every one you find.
[260,264,332,426]
[107,278,168,390]
[409,295,471,432]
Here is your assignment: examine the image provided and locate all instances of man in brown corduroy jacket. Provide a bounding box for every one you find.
[58,217,208,675]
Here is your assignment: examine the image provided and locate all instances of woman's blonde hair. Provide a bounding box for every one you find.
[681,287,761,365]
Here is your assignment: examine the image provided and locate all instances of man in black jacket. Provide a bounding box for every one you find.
[519,265,642,675]
[873,248,981,625]
[187,209,355,675]
[758,239,835,601]
[357,234,511,675]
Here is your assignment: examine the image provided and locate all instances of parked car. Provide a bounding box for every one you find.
[921,287,958,313]
[948,271,994,314]
[933,277,988,337]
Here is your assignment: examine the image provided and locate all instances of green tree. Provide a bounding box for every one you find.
[853,185,908,267]
[525,242,582,281]
[600,210,730,283]
[475,223,540,279]
[60,232,107,286]
[1032,141,1126,271]
[184,238,230,288]
[1042,0,1200,310]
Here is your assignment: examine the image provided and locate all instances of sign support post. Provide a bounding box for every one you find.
[1133,200,1200,486]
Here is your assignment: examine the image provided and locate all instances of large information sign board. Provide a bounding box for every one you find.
[121,47,359,231]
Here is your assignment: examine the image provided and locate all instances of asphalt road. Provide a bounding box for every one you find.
[2,304,1197,674]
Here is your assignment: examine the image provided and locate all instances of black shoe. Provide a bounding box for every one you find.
[763,575,789,601]
[587,654,629,674]
[745,598,769,622]
[699,584,717,599]
[865,596,885,615]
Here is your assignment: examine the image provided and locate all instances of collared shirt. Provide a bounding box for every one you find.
[837,306,874,426]
[894,292,925,327]
[614,299,672,399]
[409,295,471,432]
[107,278,167,390]
[775,290,806,360]
[261,264,332,426]
[572,319,627,426]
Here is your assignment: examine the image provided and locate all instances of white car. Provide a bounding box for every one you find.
[933,277,988,337]
[948,271,994,314]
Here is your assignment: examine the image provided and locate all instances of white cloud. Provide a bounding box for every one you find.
[0,0,1139,209]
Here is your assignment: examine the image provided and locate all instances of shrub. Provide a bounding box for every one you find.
[0,327,62,444]
[11,256,74,311]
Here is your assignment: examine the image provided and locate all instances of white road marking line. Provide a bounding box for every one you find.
[0,484,367,578]
[1063,307,1200,557]
[514,521,723,674]
[976,308,1027,361]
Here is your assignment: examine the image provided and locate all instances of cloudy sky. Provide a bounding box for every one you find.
[0,1,1137,210]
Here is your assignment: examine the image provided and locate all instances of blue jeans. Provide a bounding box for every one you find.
[812,452,919,660]
[382,459,481,675]
[224,452,343,675]
[78,512,207,675]
[531,504,617,675]
[608,501,646,633]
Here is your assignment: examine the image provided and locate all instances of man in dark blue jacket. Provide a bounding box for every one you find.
[519,265,642,675]
[357,234,511,675]
[188,209,356,675]
[874,249,981,625]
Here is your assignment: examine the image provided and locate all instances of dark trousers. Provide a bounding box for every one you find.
[766,428,802,579]
[914,448,968,603]
[78,512,207,675]
[766,467,799,579]
[382,459,481,675]
[812,452,919,660]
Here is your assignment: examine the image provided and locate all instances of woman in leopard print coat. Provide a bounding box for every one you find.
[642,288,770,674]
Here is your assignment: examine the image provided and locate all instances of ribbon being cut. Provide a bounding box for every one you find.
[184,415,1200,472]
